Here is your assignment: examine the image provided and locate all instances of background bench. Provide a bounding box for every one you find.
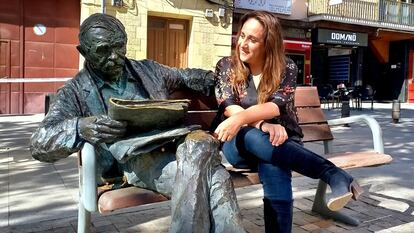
[76,86,392,233]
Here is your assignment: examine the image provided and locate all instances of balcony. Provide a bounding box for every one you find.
[308,0,414,32]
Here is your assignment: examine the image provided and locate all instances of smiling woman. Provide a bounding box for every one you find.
[213,10,363,233]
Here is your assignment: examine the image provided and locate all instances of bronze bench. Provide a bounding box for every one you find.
[77,86,392,232]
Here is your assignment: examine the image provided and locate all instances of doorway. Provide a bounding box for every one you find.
[0,0,80,114]
[287,53,305,85]
[147,16,189,68]
[0,40,11,114]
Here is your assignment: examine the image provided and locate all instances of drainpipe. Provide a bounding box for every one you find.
[102,0,106,14]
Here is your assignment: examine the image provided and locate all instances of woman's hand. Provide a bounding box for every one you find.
[261,123,288,146]
[214,115,244,142]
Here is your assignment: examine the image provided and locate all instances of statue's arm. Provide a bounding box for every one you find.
[30,86,84,163]
[150,60,215,96]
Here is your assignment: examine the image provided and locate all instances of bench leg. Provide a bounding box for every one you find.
[78,200,91,233]
[311,180,360,226]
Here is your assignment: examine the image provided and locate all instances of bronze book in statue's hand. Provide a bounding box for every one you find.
[108,98,191,132]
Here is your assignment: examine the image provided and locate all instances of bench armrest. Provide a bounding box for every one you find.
[327,115,384,154]
[80,142,98,212]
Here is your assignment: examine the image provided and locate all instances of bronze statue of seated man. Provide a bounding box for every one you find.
[30,13,245,233]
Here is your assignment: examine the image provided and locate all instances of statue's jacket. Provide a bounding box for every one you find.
[30,58,214,184]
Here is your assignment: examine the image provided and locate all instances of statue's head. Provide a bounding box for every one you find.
[77,13,127,81]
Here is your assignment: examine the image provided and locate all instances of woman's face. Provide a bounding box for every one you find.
[238,18,266,69]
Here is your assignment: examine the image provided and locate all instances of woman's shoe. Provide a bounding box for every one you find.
[323,168,364,211]
[350,180,364,201]
[326,180,363,211]
[326,191,353,211]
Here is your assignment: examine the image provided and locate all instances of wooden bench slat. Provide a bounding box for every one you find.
[326,151,393,170]
[297,107,328,124]
[98,187,169,213]
[301,124,334,142]
[294,86,321,107]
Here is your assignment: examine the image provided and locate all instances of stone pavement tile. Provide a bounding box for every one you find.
[242,219,264,233]
[367,194,410,214]
[0,152,10,228]
[376,221,414,233]
[293,198,314,211]
[69,220,78,231]
[125,208,171,225]
[52,216,76,227]
[316,229,336,233]
[105,214,132,226]
[29,222,54,232]
[292,213,312,226]
[8,225,33,233]
[94,224,119,233]
[34,229,53,233]
[358,194,381,205]
[367,222,390,232]
[242,211,264,227]
[0,204,9,228]
[52,226,76,233]
[379,214,414,230]
[113,219,135,230]
[324,225,348,232]
[300,223,320,231]
[8,157,77,226]
[92,218,113,228]
[239,198,263,210]
[291,226,308,233]
[348,228,372,233]
[296,210,321,224]
[121,216,170,233]
[392,212,414,223]
[246,206,264,217]
[51,154,79,201]
[312,219,334,229]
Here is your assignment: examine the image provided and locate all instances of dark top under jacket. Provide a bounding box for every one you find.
[214,57,303,141]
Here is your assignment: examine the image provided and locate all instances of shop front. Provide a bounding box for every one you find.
[311,28,368,89]
[284,40,312,85]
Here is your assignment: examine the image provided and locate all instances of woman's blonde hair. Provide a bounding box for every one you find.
[231,11,286,104]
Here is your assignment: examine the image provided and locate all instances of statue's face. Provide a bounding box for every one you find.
[83,27,127,81]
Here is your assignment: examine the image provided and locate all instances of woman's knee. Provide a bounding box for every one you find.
[222,140,252,169]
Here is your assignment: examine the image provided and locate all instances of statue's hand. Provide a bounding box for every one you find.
[78,115,127,144]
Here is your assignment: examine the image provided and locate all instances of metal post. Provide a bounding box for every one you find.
[341,100,350,118]
[102,0,106,14]
[392,100,401,123]
[341,99,351,127]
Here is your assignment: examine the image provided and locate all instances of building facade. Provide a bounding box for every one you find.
[307,0,414,103]
[2,0,414,115]
[231,0,414,103]
[0,0,232,114]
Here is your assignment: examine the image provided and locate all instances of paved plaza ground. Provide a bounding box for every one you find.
[1,102,414,233]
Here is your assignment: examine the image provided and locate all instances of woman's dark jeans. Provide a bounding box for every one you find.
[222,127,292,201]
[222,126,335,200]
[222,126,344,233]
